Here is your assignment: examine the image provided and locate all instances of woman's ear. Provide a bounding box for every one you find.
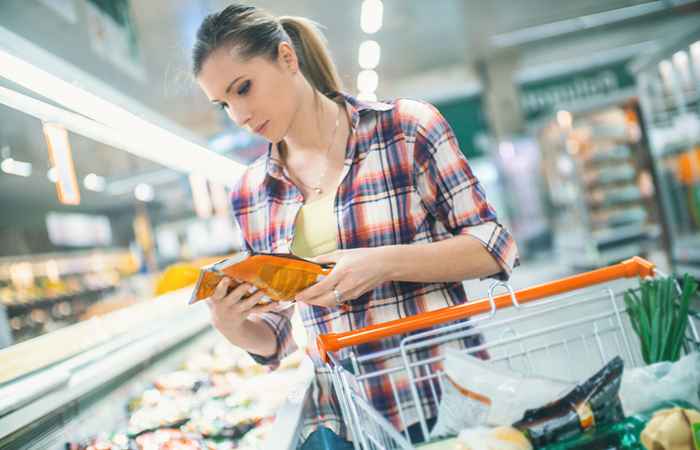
[278,41,299,73]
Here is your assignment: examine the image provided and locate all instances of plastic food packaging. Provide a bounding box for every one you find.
[430,349,572,438]
[619,352,700,416]
[454,427,533,450]
[190,252,332,304]
[641,407,700,450]
[513,357,625,448]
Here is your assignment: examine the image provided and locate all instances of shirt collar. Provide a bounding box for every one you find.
[264,91,395,182]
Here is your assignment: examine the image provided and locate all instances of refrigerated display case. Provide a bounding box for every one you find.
[538,94,661,269]
[0,249,141,346]
[631,29,700,278]
[0,287,315,450]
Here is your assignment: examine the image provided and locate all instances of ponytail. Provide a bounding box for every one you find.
[278,16,342,96]
[192,5,343,98]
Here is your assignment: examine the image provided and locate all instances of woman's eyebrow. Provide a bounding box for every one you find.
[211,76,244,103]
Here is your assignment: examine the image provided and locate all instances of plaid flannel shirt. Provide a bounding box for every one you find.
[230,93,519,440]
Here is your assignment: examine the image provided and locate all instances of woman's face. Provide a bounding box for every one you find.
[197,42,301,142]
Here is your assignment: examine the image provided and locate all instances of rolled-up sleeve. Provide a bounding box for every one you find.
[411,102,519,280]
[248,306,298,370]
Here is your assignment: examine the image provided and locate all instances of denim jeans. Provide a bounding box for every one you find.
[300,418,438,450]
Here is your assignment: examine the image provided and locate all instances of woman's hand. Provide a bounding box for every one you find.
[207,277,279,338]
[294,247,391,308]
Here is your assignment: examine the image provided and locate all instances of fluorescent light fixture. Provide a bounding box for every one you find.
[1,158,32,177]
[556,110,573,128]
[358,40,381,70]
[658,60,674,88]
[189,173,212,219]
[361,0,383,34]
[357,70,379,94]
[691,41,700,80]
[134,183,154,202]
[357,92,377,102]
[0,31,246,187]
[43,123,80,205]
[83,173,106,192]
[47,167,57,183]
[673,50,692,89]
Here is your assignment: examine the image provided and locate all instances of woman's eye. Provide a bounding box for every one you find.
[217,103,228,111]
[237,80,251,95]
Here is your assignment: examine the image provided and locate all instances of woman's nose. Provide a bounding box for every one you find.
[228,107,251,128]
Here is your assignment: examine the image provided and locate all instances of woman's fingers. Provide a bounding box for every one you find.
[248,301,282,315]
[223,282,254,304]
[212,277,232,301]
[238,290,267,311]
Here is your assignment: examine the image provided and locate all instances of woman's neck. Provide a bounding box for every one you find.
[282,81,339,156]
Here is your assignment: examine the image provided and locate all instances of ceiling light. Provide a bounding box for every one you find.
[83,173,106,192]
[134,183,154,202]
[43,123,80,205]
[360,0,383,34]
[1,158,32,177]
[556,110,573,128]
[358,40,381,70]
[47,167,57,183]
[357,70,379,94]
[357,92,377,102]
[0,30,246,186]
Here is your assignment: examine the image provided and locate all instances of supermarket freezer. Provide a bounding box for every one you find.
[0,288,315,450]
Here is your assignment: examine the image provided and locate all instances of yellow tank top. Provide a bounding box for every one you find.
[291,192,338,258]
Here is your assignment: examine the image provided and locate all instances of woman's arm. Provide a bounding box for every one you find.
[381,234,502,283]
[216,316,278,358]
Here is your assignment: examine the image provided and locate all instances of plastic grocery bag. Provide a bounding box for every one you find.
[619,352,700,416]
[430,349,572,439]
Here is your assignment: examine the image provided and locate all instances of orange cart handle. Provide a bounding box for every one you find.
[316,256,654,363]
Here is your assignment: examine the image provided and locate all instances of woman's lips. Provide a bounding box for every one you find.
[255,120,269,134]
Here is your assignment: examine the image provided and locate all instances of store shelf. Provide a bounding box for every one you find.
[2,286,115,315]
[592,223,656,247]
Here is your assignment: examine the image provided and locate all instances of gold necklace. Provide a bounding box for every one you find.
[294,103,341,195]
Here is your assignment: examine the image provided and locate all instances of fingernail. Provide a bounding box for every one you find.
[248,286,257,294]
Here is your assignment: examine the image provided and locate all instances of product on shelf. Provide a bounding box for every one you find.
[66,338,302,449]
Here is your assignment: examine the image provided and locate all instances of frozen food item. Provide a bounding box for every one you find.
[127,396,192,436]
[134,429,203,449]
[66,433,130,450]
[620,352,700,416]
[513,357,625,448]
[455,427,532,450]
[430,349,571,438]
[641,407,700,450]
[154,370,208,392]
[190,252,332,304]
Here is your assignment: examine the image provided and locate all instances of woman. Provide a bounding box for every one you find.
[192,4,519,447]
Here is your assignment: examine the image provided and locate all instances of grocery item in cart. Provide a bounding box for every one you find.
[513,357,625,448]
[620,352,700,416]
[189,252,333,304]
[623,274,697,364]
[430,349,572,438]
[640,407,700,450]
[455,426,533,450]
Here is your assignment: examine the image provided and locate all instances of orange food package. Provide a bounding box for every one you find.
[189,252,333,304]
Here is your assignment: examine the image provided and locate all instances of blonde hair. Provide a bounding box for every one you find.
[192,4,342,97]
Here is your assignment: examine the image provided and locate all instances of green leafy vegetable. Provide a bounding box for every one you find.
[624,274,697,364]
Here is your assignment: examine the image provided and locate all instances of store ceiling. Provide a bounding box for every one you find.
[1,0,700,226]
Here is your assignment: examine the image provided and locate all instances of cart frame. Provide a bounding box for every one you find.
[315,257,700,450]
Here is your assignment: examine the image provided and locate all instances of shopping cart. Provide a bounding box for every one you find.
[315,257,700,450]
